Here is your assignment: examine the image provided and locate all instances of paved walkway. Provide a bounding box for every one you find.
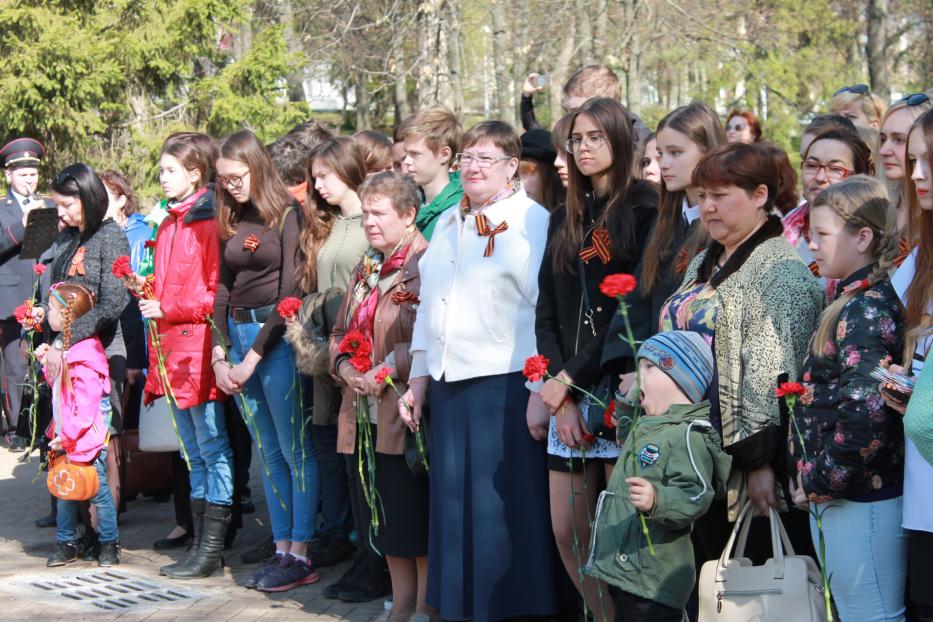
[0,446,387,621]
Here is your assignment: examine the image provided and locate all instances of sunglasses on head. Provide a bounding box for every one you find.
[50,172,76,187]
[898,93,930,107]
[833,84,869,96]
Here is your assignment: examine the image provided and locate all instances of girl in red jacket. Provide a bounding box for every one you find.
[129,133,234,579]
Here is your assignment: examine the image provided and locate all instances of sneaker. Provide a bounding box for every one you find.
[98,541,120,567]
[323,550,367,599]
[47,541,78,567]
[244,555,282,589]
[311,534,355,567]
[256,555,320,593]
[240,535,275,564]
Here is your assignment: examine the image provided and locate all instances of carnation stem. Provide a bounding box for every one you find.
[206,315,287,510]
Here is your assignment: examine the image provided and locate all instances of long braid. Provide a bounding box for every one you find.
[809,176,895,359]
[60,305,75,393]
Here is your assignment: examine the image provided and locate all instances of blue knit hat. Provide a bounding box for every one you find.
[636,331,714,403]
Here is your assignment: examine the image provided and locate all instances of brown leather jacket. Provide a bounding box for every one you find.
[329,232,428,455]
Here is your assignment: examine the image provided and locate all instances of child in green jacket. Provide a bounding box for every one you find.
[586,331,732,621]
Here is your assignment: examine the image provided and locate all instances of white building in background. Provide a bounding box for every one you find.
[303,66,354,112]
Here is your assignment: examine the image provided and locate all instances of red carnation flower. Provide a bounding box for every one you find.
[13,303,30,324]
[603,400,616,429]
[276,297,302,320]
[350,353,372,373]
[375,367,394,385]
[582,433,597,446]
[523,354,550,382]
[32,263,46,276]
[339,330,368,354]
[599,273,638,298]
[144,239,157,249]
[193,308,210,323]
[111,255,133,279]
[775,382,806,398]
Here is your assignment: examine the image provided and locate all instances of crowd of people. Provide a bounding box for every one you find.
[0,63,931,622]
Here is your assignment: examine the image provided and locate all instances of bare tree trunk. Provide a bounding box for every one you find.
[416,0,454,108]
[276,0,306,102]
[548,10,577,125]
[447,0,464,113]
[490,0,516,126]
[866,0,891,99]
[355,76,371,130]
[575,0,594,64]
[511,2,530,121]
[593,0,608,60]
[393,65,411,127]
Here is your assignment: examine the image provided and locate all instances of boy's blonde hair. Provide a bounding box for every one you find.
[401,105,462,165]
[810,175,895,358]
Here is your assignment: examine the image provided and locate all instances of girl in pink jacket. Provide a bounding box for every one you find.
[39,282,119,568]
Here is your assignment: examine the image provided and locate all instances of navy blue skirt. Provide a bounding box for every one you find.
[426,372,556,621]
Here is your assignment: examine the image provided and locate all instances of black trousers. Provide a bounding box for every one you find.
[612,587,683,622]
[0,317,27,429]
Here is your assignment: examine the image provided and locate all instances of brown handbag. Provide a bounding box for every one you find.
[47,450,100,501]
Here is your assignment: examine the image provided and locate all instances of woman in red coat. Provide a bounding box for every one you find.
[131,133,234,579]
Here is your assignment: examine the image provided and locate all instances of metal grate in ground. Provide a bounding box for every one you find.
[22,569,204,612]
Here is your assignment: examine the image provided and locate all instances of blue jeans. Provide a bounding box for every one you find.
[311,423,350,538]
[57,451,119,543]
[173,400,234,505]
[228,318,318,543]
[811,495,908,622]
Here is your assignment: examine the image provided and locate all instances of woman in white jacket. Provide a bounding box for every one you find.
[400,121,556,622]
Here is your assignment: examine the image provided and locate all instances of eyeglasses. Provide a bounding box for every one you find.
[801,159,853,181]
[565,135,607,153]
[216,171,250,190]
[833,84,869,97]
[898,93,930,107]
[455,153,512,168]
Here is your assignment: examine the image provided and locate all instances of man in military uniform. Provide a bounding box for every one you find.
[0,138,49,451]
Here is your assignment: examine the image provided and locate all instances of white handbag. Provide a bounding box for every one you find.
[138,395,181,452]
[698,501,827,622]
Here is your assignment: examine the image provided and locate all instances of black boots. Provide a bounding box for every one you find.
[162,502,232,579]
[159,499,204,576]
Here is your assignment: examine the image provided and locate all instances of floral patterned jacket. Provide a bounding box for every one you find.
[790,266,905,501]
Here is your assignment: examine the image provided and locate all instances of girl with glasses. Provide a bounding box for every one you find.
[535,97,659,621]
[604,103,725,373]
[212,129,320,593]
